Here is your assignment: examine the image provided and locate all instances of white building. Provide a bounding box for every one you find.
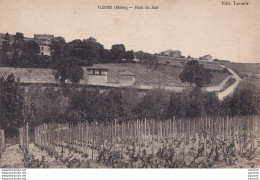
[119,71,135,86]
[201,55,213,62]
[87,67,108,85]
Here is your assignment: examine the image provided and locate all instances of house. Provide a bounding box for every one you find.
[133,56,140,63]
[34,34,54,41]
[159,50,181,58]
[201,55,213,62]
[34,34,54,56]
[37,41,51,56]
[87,67,108,85]
[119,71,135,86]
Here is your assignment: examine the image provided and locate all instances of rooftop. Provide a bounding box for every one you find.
[119,71,135,76]
[0,67,57,83]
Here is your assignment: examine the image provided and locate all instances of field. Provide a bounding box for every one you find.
[220,62,260,77]
[88,63,229,86]
[1,115,259,168]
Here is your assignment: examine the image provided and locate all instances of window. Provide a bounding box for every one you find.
[41,47,44,50]
[41,52,44,55]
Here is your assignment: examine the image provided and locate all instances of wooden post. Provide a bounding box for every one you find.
[26,122,29,150]
[0,129,5,154]
[144,118,147,137]
[152,119,154,161]
[204,135,207,162]
[110,122,113,151]
[92,124,94,160]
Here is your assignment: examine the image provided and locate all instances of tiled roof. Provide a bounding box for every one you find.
[119,71,135,76]
[0,67,57,83]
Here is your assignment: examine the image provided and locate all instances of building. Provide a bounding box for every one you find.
[34,34,54,56]
[159,50,181,58]
[37,41,51,56]
[133,56,140,63]
[34,34,54,41]
[201,55,213,62]
[87,67,108,85]
[119,71,135,86]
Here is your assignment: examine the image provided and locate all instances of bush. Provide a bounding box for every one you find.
[0,74,24,137]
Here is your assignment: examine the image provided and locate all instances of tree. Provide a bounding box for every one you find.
[68,88,101,123]
[50,36,67,62]
[24,40,40,57]
[0,74,24,137]
[179,60,213,87]
[135,89,170,120]
[185,87,205,117]
[124,50,134,61]
[137,51,158,69]
[167,92,188,118]
[11,32,26,59]
[120,88,139,120]
[231,83,259,116]
[1,33,12,62]
[24,86,68,126]
[50,37,84,83]
[99,49,113,63]
[67,39,99,65]
[53,57,84,83]
[203,92,220,116]
[111,44,126,62]
[13,32,24,42]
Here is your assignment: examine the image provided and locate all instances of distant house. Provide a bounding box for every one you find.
[201,55,213,62]
[34,34,54,56]
[37,41,52,56]
[34,34,54,41]
[133,56,140,63]
[159,50,182,58]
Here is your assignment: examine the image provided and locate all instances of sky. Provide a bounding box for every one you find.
[0,0,259,63]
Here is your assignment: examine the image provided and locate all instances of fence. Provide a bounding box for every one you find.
[30,115,260,161]
[0,129,5,158]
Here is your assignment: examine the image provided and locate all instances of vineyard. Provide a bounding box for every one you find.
[8,115,259,168]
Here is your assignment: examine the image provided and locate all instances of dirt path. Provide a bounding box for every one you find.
[218,65,242,100]
[0,144,24,168]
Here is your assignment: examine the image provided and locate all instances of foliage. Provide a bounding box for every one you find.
[50,37,67,61]
[67,37,104,65]
[0,33,11,64]
[20,80,260,127]
[137,51,158,69]
[22,150,50,168]
[135,89,170,120]
[52,57,84,83]
[0,74,24,137]
[111,44,126,62]
[179,60,213,87]
[24,86,68,126]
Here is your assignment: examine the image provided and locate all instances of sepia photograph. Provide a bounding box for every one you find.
[0,0,259,178]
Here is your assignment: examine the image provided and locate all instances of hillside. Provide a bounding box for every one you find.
[220,62,260,77]
[156,55,224,71]
[88,63,229,87]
